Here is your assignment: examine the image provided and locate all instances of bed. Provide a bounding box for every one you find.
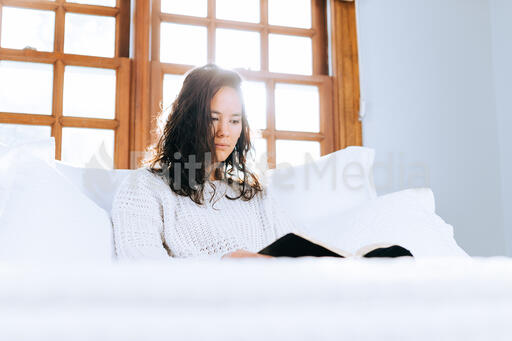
[1,138,510,340]
[1,257,511,340]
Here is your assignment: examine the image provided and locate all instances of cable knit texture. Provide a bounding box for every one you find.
[111,168,296,260]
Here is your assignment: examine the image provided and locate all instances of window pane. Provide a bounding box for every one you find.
[64,13,115,58]
[216,0,259,23]
[0,61,53,115]
[268,0,311,28]
[1,7,55,52]
[66,0,116,6]
[162,74,185,110]
[160,23,207,65]
[161,74,185,128]
[61,128,114,169]
[161,0,207,17]
[248,138,268,173]
[216,28,260,71]
[275,83,319,132]
[0,124,51,145]
[269,34,312,75]
[276,140,320,168]
[241,81,266,130]
[63,66,116,119]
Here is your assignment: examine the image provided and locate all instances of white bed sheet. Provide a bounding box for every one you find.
[1,257,511,341]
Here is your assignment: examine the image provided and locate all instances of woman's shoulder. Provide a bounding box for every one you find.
[114,167,170,200]
[122,167,166,185]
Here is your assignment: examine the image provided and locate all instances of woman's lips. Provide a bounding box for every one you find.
[215,144,230,149]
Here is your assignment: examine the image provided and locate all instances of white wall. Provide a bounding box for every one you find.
[490,0,512,256]
[355,0,507,256]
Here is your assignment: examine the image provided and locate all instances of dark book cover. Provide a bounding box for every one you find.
[258,233,413,258]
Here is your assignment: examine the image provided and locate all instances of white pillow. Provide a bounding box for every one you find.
[1,137,56,218]
[266,146,377,229]
[55,161,132,213]
[0,138,114,262]
[300,188,469,258]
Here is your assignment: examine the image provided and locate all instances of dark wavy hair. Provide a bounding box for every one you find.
[145,64,263,205]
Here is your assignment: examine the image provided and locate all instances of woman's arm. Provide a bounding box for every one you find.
[111,169,171,260]
[221,249,272,259]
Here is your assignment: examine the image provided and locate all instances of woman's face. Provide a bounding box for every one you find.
[210,86,243,162]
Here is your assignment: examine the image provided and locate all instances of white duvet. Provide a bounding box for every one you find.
[1,257,511,341]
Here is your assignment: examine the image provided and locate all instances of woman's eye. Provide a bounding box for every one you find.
[211,117,219,121]
[231,120,240,124]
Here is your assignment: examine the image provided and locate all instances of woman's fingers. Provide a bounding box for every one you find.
[222,249,272,259]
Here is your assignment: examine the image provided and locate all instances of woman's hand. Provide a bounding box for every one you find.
[221,249,273,259]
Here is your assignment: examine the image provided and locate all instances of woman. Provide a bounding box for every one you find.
[111,64,295,260]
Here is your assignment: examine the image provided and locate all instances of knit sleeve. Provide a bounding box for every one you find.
[111,169,172,260]
[263,187,297,240]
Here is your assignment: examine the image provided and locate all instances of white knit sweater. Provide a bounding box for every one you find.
[111,168,296,260]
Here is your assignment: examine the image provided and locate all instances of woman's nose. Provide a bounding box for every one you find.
[216,120,230,136]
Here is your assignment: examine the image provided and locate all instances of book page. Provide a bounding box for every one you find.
[354,242,396,257]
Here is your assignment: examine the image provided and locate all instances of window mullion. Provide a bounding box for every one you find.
[51,59,64,160]
[267,79,276,169]
[0,4,3,47]
[207,0,216,64]
[54,2,65,53]
[115,58,131,168]
[151,0,161,62]
[311,0,328,75]
[260,0,268,72]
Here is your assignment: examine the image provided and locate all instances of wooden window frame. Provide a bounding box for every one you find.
[329,0,362,148]
[128,0,334,169]
[0,0,361,169]
[131,0,361,169]
[0,0,131,168]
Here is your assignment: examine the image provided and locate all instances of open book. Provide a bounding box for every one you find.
[258,232,413,258]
